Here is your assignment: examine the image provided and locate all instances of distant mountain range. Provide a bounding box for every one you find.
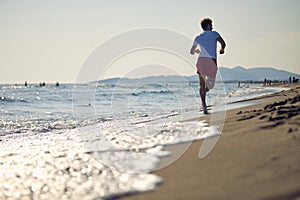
[218,66,299,81]
[97,66,300,84]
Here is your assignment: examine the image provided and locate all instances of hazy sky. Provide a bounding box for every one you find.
[0,0,299,83]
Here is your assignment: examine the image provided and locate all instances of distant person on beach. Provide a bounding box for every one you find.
[190,18,226,114]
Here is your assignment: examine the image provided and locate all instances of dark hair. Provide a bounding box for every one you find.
[201,18,212,30]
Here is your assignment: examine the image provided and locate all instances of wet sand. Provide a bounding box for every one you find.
[121,84,300,200]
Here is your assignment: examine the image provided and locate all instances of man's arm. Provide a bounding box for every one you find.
[217,37,226,54]
[190,45,200,55]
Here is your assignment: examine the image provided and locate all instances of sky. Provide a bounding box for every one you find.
[0,0,299,83]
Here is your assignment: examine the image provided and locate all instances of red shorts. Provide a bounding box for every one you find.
[196,57,218,78]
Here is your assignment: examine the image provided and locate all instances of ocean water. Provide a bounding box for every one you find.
[0,81,286,199]
[0,81,284,135]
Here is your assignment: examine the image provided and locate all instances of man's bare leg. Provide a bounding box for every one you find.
[198,74,208,114]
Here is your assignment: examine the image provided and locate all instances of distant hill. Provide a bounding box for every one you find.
[96,66,300,84]
[97,75,194,85]
[218,66,300,81]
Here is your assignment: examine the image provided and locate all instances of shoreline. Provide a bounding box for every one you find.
[1,83,299,199]
[120,83,300,200]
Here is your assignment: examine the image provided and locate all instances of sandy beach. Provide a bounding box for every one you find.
[121,84,300,200]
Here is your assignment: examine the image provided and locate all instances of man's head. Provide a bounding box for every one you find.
[201,18,213,31]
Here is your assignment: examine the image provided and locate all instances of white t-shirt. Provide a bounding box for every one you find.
[193,30,221,59]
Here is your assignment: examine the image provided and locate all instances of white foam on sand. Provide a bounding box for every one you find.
[0,119,219,199]
[73,119,218,172]
[224,86,289,103]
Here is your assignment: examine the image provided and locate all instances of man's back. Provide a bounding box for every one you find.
[194,30,220,59]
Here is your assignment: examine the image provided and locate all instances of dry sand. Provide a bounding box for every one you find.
[121,84,300,200]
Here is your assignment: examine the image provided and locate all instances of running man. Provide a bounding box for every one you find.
[190,18,226,114]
